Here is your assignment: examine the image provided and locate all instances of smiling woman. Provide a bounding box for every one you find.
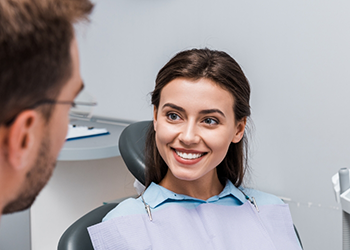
[88,49,302,250]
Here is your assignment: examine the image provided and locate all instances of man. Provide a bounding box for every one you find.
[0,0,93,216]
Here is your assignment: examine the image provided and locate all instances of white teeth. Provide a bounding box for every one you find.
[175,150,203,159]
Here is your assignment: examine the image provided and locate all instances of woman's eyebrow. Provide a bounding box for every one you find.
[162,103,225,118]
[199,109,226,118]
[162,103,185,112]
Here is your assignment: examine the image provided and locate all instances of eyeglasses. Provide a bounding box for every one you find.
[69,89,97,119]
[3,90,97,126]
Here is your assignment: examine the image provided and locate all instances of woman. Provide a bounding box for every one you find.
[88,48,302,250]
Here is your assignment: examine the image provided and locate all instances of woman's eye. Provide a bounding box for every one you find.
[203,118,218,125]
[167,113,180,121]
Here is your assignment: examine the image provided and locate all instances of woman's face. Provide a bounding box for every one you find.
[154,77,246,184]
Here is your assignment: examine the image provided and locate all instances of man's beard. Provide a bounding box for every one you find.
[3,137,56,214]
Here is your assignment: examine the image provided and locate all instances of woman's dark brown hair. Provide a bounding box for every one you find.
[145,48,251,188]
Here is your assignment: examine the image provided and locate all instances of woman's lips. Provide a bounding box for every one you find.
[172,148,207,165]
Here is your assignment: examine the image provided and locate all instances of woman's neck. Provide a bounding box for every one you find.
[159,169,224,200]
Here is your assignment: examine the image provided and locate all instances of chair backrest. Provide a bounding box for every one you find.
[57,121,151,250]
[118,120,151,185]
[57,203,117,250]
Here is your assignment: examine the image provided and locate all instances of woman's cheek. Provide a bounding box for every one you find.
[157,123,178,143]
[204,129,233,152]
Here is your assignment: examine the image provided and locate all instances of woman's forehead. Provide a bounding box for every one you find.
[159,78,234,113]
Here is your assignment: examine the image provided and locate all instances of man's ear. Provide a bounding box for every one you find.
[232,117,247,143]
[7,110,40,170]
[153,106,158,132]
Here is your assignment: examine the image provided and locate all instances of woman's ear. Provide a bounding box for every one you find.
[7,110,39,170]
[232,117,247,143]
[153,106,158,132]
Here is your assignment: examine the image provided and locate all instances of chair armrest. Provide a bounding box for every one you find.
[58,203,118,250]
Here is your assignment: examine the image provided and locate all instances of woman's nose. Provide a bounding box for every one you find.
[178,122,200,145]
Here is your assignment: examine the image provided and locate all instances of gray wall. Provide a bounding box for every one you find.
[0,210,31,250]
[77,0,350,249]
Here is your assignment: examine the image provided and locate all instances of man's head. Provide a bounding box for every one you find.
[0,0,93,214]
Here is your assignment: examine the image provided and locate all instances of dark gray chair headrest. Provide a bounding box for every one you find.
[118,120,152,185]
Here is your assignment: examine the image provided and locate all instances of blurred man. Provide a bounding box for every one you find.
[0,0,94,216]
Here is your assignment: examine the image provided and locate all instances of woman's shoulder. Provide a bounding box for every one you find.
[103,182,168,222]
[240,187,285,206]
[102,197,144,222]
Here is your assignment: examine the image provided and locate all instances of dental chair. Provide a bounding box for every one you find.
[57,121,150,250]
[57,120,303,250]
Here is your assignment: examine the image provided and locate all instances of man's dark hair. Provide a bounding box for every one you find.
[0,0,94,124]
[145,48,251,188]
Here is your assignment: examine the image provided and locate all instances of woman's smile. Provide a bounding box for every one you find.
[172,147,208,165]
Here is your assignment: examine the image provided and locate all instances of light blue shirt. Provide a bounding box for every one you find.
[103,180,284,222]
[90,181,302,250]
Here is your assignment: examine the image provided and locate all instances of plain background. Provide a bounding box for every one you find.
[77,0,350,249]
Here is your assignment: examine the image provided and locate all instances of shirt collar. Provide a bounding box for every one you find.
[142,180,247,208]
